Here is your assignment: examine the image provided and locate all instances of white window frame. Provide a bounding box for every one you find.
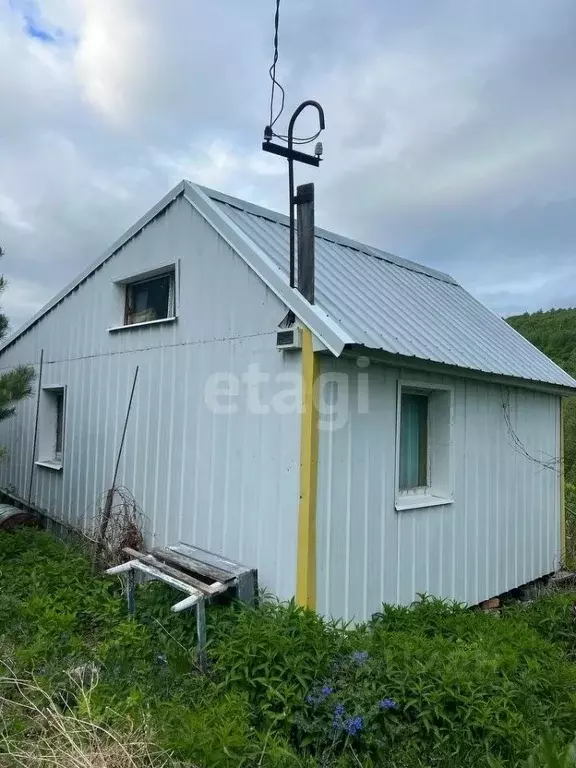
[108,262,179,332]
[36,385,67,471]
[395,379,454,511]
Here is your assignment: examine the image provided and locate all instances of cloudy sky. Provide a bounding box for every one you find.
[1,0,575,332]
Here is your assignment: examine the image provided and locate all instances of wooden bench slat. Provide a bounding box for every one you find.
[129,560,203,601]
[123,547,225,596]
[152,547,233,584]
[176,541,250,576]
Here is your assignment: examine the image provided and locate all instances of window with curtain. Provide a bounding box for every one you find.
[399,392,429,491]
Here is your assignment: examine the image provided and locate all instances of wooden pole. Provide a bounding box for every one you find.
[126,568,136,616]
[196,599,207,672]
[95,365,139,564]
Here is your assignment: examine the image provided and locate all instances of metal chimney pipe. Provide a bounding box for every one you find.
[296,182,315,304]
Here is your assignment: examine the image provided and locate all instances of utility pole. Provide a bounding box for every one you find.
[263,100,325,303]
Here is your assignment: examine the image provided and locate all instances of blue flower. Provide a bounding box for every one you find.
[379,698,397,710]
[306,685,334,706]
[345,715,363,735]
[332,702,346,730]
[352,650,369,665]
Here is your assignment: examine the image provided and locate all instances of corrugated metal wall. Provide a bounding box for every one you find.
[0,196,301,599]
[316,356,562,622]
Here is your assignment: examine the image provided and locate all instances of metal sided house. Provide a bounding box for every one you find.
[0,180,574,623]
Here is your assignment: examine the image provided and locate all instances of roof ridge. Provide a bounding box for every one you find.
[195,183,456,286]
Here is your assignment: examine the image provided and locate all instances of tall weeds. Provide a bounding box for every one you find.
[1,529,576,767]
[0,669,170,768]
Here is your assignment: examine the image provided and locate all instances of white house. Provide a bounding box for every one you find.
[0,179,574,622]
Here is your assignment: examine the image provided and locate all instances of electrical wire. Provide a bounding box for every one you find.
[266,0,321,146]
[268,0,285,129]
[273,129,322,145]
[501,389,561,473]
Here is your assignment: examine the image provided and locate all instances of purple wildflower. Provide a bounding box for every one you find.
[352,650,369,665]
[379,698,398,710]
[306,685,334,706]
[334,703,345,717]
[345,715,363,736]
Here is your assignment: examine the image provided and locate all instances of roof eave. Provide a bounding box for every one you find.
[342,345,576,397]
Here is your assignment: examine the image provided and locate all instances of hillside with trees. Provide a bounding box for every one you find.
[507,308,576,493]
[507,309,576,379]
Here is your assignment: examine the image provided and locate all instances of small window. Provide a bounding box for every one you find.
[399,392,428,491]
[37,386,66,469]
[125,272,175,325]
[396,382,454,511]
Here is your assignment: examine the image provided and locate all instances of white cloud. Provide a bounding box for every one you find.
[0,193,33,232]
[73,0,152,123]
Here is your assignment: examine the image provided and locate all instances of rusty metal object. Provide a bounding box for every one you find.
[0,504,38,530]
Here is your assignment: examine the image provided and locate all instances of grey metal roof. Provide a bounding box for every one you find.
[3,178,574,391]
[200,185,576,390]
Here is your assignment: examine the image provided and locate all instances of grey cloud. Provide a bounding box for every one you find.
[0,0,575,331]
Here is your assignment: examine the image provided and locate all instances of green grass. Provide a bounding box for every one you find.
[1,529,576,766]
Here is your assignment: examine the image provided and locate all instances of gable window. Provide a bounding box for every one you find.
[125,272,175,326]
[36,386,66,470]
[395,381,454,511]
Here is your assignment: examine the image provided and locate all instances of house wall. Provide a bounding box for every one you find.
[316,355,562,622]
[0,195,302,599]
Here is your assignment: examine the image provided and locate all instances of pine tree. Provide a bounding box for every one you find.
[0,246,35,446]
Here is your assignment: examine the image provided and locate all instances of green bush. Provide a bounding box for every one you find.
[1,529,576,767]
[209,594,576,765]
[209,599,349,731]
[527,733,576,767]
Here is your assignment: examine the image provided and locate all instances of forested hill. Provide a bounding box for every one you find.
[507,308,576,378]
[507,307,576,486]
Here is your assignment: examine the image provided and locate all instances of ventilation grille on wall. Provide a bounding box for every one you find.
[276,327,302,350]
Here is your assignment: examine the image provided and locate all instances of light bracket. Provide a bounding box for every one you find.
[262,141,321,167]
